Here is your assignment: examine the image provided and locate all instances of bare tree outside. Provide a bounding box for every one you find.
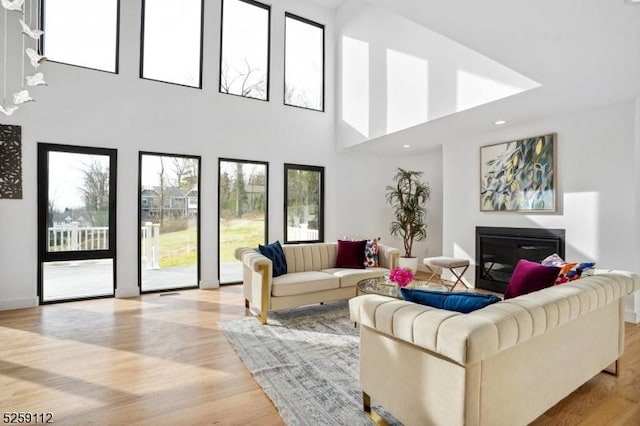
[158,157,166,229]
[220,0,270,101]
[79,159,110,227]
[284,82,321,110]
[172,157,198,189]
[220,58,266,99]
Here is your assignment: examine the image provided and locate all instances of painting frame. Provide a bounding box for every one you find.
[480,133,557,212]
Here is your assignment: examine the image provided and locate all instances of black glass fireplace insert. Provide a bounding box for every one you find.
[475,226,565,293]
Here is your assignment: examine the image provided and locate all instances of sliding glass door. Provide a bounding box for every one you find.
[218,159,268,284]
[38,144,117,303]
[138,153,201,292]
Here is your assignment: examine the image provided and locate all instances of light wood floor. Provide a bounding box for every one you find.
[0,285,638,425]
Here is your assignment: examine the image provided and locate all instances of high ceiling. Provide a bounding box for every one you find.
[329,0,640,153]
[310,0,347,9]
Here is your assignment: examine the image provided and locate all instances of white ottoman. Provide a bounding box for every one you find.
[423,256,470,291]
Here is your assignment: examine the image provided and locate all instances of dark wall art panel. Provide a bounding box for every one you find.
[0,124,23,199]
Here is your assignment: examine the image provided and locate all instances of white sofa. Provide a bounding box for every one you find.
[236,242,399,324]
[349,270,640,426]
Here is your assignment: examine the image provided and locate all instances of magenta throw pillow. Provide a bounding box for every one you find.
[335,240,367,269]
[504,259,560,299]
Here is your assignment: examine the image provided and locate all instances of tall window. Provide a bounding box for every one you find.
[219,0,270,100]
[284,13,324,111]
[140,0,204,87]
[42,0,120,73]
[138,153,201,292]
[284,164,324,243]
[218,159,268,284]
[38,144,117,303]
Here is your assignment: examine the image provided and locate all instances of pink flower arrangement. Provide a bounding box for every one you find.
[388,267,414,287]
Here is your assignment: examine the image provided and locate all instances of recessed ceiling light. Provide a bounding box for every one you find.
[493,120,507,126]
[402,144,411,148]
[625,0,640,4]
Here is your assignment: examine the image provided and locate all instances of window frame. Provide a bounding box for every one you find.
[217,158,269,285]
[37,143,118,304]
[137,151,202,294]
[139,0,205,88]
[283,12,325,112]
[40,0,121,74]
[218,0,271,102]
[283,163,325,244]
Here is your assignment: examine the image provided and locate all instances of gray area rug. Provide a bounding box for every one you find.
[220,301,401,426]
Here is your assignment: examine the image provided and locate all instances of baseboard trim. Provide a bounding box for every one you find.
[0,297,39,311]
[200,279,220,290]
[115,288,140,299]
[624,309,640,324]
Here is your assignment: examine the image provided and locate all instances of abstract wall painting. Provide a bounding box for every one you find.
[0,124,23,199]
[480,133,556,212]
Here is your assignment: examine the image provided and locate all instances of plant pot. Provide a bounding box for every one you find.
[398,256,419,273]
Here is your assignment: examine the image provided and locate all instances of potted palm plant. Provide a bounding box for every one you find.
[385,168,431,272]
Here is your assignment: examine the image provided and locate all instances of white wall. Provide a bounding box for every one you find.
[335,0,538,150]
[0,0,349,309]
[439,99,640,321]
[334,148,443,268]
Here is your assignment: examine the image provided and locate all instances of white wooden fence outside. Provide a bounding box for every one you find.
[142,222,161,270]
[48,221,161,270]
[287,226,319,241]
[48,222,109,251]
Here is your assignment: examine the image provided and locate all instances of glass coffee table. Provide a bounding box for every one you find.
[357,276,448,299]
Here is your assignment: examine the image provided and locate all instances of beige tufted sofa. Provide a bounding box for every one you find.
[349,270,640,426]
[236,242,399,324]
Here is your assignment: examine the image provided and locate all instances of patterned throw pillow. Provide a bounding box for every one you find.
[364,238,379,268]
[541,253,596,284]
[258,241,288,277]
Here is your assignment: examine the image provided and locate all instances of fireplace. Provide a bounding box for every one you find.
[476,226,565,293]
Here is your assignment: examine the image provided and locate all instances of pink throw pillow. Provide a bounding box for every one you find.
[504,259,560,299]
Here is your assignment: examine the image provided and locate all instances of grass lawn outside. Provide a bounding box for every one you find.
[219,217,265,263]
[158,226,198,268]
[152,217,264,268]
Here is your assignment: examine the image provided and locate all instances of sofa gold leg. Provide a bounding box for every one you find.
[363,391,371,413]
[258,264,269,325]
[604,358,621,376]
[362,391,388,425]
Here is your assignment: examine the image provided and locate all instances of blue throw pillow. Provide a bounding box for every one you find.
[400,288,501,313]
[258,241,288,277]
